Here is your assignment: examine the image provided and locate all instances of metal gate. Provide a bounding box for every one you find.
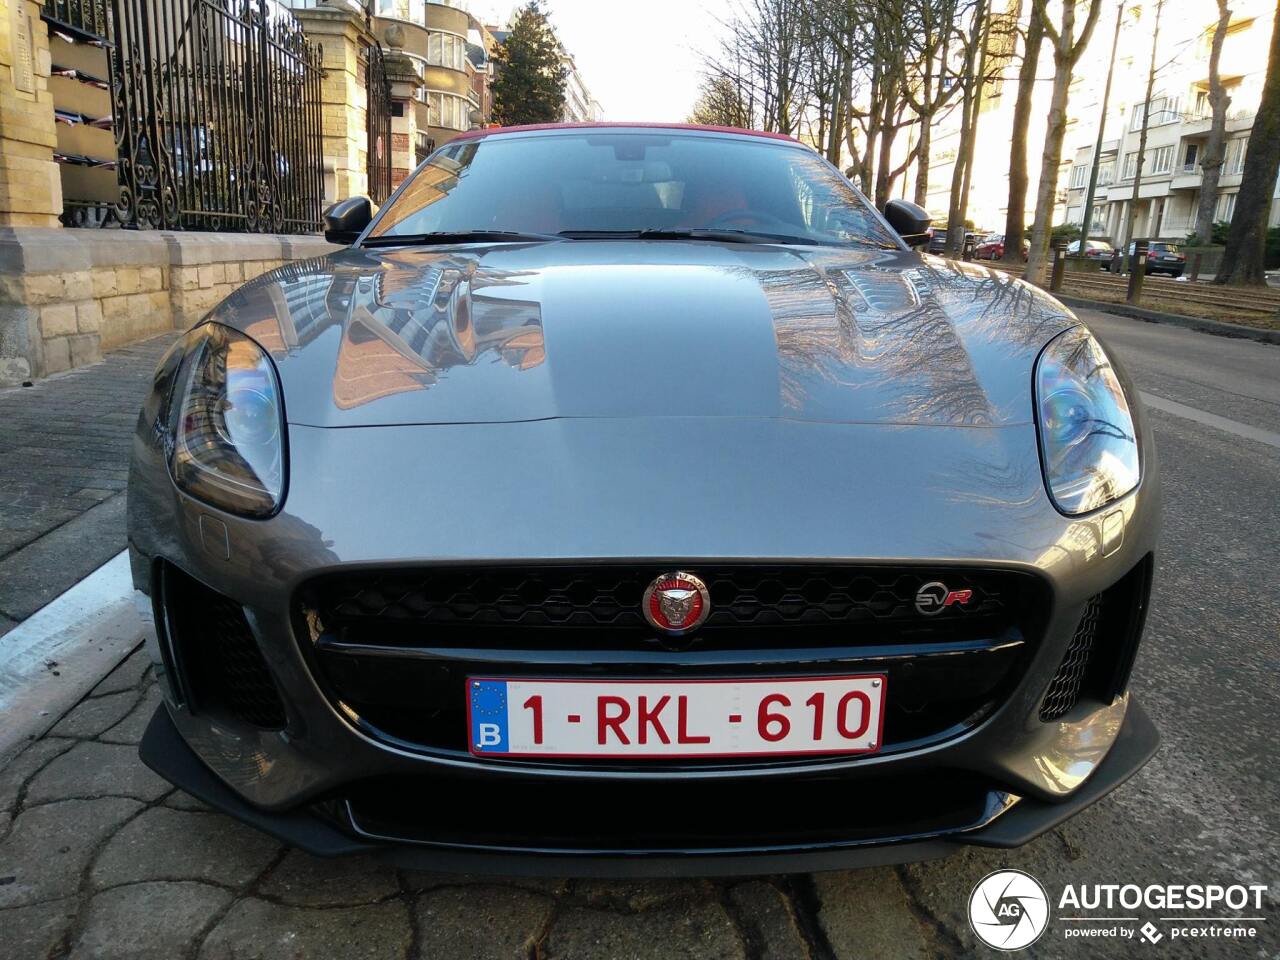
[108,0,325,232]
[365,42,392,205]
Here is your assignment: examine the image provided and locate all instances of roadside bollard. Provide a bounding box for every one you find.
[1049,244,1068,292]
[1110,250,1124,275]
[1190,252,1203,283]
[1127,240,1148,304]
[962,235,975,262]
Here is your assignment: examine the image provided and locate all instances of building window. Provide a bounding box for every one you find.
[1227,138,1247,175]
[374,0,425,21]
[426,31,467,72]
[1182,142,1198,172]
[1070,165,1089,189]
[423,90,472,130]
[1122,151,1138,179]
[1096,162,1114,186]
[1148,145,1174,175]
[1216,192,1237,221]
[1066,205,1082,224]
[1130,95,1181,130]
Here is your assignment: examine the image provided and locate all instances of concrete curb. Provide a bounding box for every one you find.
[1057,294,1280,346]
[0,551,145,763]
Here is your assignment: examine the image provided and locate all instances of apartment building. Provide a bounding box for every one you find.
[914,0,1278,240]
[561,50,603,122]
[1063,0,1279,244]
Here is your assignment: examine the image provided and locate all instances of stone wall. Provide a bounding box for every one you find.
[0,229,337,385]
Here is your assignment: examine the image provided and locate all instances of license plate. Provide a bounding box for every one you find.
[466,676,886,758]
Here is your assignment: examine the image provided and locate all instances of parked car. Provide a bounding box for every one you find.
[1066,239,1114,261]
[1103,241,1186,277]
[129,122,1159,876]
[927,227,978,255]
[974,234,1029,261]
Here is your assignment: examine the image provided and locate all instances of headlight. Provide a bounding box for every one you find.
[1035,326,1139,515]
[169,323,286,518]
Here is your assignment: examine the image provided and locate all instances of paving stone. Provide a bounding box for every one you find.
[812,869,934,960]
[24,741,169,804]
[48,690,137,739]
[728,881,810,960]
[99,685,163,745]
[0,896,79,960]
[544,900,747,960]
[90,646,151,697]
[0,334,176,562]
[70,881,232,960]
[0,797,141,907]
[575,878,714,913]
[162,790,212,812]
[0,737,77,814]
[92,806,280,889]
[198,898,413,960]
[257,849,399,906]
[399,869,568,897]
[413,885,553,960]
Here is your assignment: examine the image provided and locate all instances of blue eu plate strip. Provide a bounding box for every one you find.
[469,680,509,753]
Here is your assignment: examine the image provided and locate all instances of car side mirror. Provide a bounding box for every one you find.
[323,196,376,245]
[883,199,932,247]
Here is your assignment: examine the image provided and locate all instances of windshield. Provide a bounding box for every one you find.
[366,132,899,249]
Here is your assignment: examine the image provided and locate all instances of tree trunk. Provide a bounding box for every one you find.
[1001,9,1045,264]
[1216,0,1280,286]
[1023,0,1103,284]
[1124,0,1163,246]
[946,0,989,256]
[914,117,932,207]
[874,90,899,207]
[1193,0,1232,246]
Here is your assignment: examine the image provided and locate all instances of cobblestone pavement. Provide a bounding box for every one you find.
[0,648,956,960]
[0,334,179,634]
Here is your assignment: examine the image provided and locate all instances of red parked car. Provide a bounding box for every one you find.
[973,235,1028,261]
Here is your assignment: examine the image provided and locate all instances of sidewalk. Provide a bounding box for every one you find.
[0,334,178,636]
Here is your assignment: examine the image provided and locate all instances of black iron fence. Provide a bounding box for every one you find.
[43,0,111,40]
[107,0,325,232]
[364,42,392,205]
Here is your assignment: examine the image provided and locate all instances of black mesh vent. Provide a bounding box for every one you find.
[162,564,286,730]
[1039,595,1101,721]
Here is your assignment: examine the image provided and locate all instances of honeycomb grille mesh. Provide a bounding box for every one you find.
[314,566,1013,633]
[166,565,287,731]
[207,596,287,729]
[1039,595,1102,722]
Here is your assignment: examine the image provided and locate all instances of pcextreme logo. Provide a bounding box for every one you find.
[968,871,1270,950]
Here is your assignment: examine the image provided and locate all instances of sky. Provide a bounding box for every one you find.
[471,0,736,122]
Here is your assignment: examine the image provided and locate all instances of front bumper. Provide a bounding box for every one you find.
[128,402,1160,873]
[140,697,1158,876]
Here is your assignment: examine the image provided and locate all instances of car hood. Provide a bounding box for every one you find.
[210,241,1078,428]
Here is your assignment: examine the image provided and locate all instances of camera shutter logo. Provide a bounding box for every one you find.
[968,869,1050,951]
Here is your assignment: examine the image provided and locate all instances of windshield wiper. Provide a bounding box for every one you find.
[361,230,562,247]
[557,228,816,245]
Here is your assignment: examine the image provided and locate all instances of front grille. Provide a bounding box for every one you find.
[305,564,1025,650]
[297,564,1047,761]
[161,563,286,730]
[1039,596,1100,721]
[1039,554,1154,722]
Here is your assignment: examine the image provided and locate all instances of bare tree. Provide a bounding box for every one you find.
[1216,0,1280,286]
[1023,0,1105,283]
[688,74,752,127]
[1000,6,1046,265]
[1122,0,1165,249]
[944,0,991,256]
[1192,0,1233,246]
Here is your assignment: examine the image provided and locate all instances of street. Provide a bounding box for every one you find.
[0,308,1276,959]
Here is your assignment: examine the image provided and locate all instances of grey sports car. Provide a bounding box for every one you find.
[129,123,1159,875]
